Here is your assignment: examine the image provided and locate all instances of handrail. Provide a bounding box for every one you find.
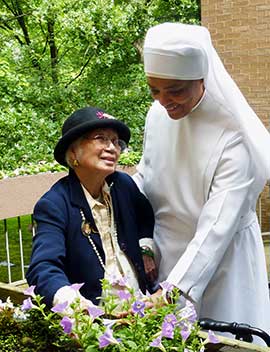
[199,318,270,347]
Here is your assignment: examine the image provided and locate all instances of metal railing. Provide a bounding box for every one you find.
[1,216,36,284]
[0,172,67,286]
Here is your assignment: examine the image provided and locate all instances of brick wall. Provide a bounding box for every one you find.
[201,0,270,232]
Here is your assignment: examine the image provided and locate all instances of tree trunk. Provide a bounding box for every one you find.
[47,16,58,84]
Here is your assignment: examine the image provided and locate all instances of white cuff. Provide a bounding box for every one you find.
[53,286,93,315]
[139,238,158,257]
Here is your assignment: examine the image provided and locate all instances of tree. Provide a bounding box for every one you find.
[0,0,200,173]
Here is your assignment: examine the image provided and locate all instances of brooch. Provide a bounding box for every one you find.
[81,220,99,236]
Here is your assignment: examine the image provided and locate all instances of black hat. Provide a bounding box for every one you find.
[54,106,131,166]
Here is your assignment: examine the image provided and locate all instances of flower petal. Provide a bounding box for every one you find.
[208,330,219,344]
[70,283,84,291]
[51,301,68,313]
[60,316,73,334]
[23,285,36,298]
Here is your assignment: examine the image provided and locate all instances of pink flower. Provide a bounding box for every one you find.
[96,111,105,119]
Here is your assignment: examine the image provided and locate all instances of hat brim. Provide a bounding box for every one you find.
[54,119,131,166]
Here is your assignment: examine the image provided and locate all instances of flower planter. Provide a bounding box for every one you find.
[0,281,26,304]
[199,331,269,352]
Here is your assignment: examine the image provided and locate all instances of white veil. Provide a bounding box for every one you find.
[143,22,270,182]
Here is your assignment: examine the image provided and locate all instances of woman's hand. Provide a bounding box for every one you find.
[143,288,165,310]
[142,254,158,283]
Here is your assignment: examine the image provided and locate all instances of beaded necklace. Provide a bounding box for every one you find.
[80,193,119,272]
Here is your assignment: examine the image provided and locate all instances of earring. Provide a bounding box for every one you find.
[73,159,79,167]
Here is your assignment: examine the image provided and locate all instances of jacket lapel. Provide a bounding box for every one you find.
[67,169,102,248]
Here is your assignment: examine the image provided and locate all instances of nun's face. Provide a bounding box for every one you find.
[147,77,204,120]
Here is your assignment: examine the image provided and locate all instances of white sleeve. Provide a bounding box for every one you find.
[53,286,94,315]
[167,135,255,302]
[132,109,151,194]
[132,156,145,194]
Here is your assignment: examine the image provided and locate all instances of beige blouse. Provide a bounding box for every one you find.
[82,182,140,292]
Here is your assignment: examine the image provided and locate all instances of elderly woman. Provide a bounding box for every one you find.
[26,106,157,308]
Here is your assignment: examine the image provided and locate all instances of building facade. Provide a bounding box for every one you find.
[201,0,270,232]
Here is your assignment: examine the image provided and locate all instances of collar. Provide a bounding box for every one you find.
[68,169,118,210]
[191,88,206,113]
[81,181,111,209]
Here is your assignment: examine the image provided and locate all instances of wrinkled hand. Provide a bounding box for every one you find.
[112,289,164,318]
[142,254,158,283]
[143,288,165,310]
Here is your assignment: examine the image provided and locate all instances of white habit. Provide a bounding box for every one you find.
[134,90,270,337]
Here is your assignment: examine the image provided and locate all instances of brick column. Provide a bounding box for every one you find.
[201,0,270,232]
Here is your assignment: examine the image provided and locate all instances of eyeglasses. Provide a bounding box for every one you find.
[85,134,127,153]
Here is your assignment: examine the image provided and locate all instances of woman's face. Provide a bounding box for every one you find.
[147,77,204,120]
[70,128,121,177]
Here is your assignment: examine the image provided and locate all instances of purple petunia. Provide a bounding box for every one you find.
[70,283,84,291]
[21,297,34,311]
[164,313,177,326]
[51,301,68,313]
[60,316,74,334]
[131,300,145,317]
[159,281,174,293]
[23,285,36,298]
[150,335,164,349]
[207,330,219,344]
[117,289,131,301]
[98,327,121,348]
[181,326,191,341]
[118,276,129,287]
[102,318,117,329]
[107,273,120,285]
[181,300,197,323]
[161,321,175,339]
[87,306,104,320]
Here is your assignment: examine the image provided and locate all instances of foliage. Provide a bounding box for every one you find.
[0,280,219,351]
[0,0,200,175]
[0,298,79,351]
[0,150,140,179]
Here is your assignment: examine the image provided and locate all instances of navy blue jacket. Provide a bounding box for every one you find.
[26,170,155,306]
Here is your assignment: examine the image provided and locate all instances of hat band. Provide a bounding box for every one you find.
[144,48,206,80]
